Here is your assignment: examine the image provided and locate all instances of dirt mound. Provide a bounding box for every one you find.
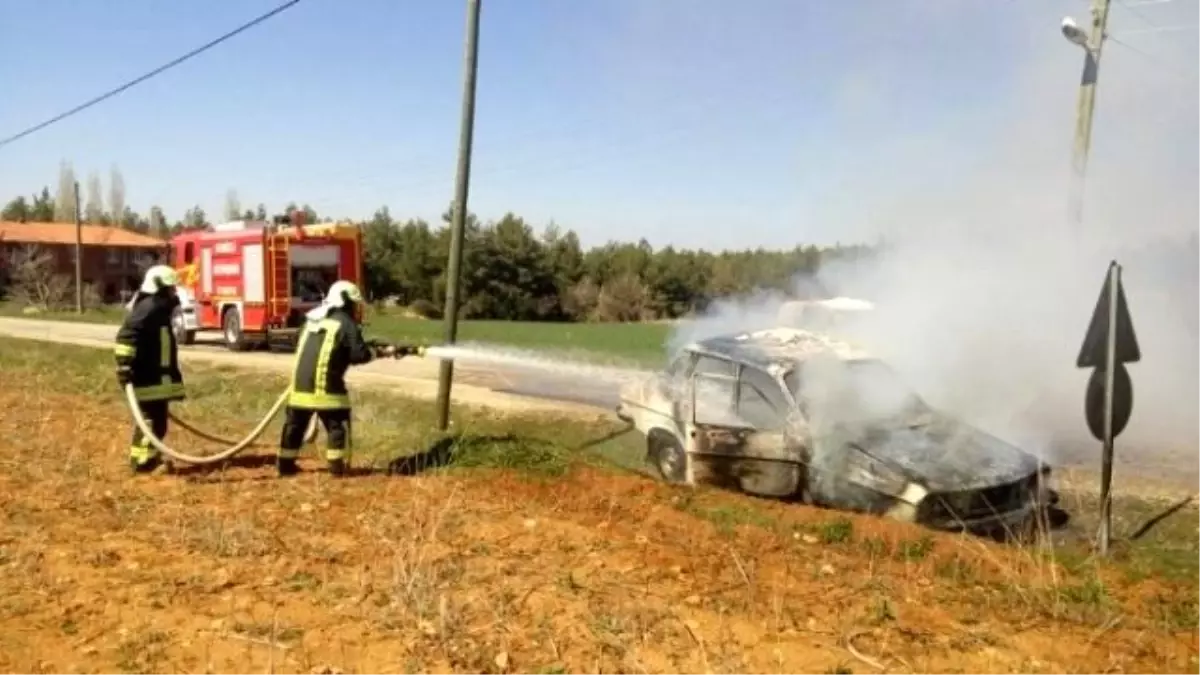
[0,388,1195,674]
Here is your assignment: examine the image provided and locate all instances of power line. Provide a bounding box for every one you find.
[1107,0,1197,82]
[1116,24,1198,35]
[1106,35,1161,64]
[1112,0,1196,36]
[0,0,302,151]
[1108,35,1200,81]
[1116,0,1162,28]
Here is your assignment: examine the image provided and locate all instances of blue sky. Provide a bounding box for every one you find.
[1,0,1195,249]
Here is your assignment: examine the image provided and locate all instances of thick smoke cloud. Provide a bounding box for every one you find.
[668,1,1198,482]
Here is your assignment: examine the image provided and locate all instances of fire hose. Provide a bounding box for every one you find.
[123,384,297,465]
[120,342,423,466]
[165,406,318,448]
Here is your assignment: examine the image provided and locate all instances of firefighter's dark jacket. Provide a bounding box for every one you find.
[114,294,186,402]
[288,307,373,409]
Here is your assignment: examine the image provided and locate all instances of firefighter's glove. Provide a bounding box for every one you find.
[116,363,133,386]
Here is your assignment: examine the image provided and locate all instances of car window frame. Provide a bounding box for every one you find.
[690,372,738,427]
[690,355,795,431]
[692,353,737,378]
[688,352,739,426]
[781,367,806,416]
[665,351,695,380]
[734,363,790,431]
[784,357,929,419]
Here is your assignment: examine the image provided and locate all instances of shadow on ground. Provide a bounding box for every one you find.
[387,424,637,477]
[159,423,641,482]
[169,454,277,477]
[387,434,513,476]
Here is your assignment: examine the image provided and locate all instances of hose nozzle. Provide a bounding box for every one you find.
[368,340,428,359]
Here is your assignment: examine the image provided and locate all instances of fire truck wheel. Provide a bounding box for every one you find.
[222,307,249,352]
[171,308,196,346]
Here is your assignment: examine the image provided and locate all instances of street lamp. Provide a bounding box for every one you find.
[1059,1,1111,236]
[1061,16,1091,49]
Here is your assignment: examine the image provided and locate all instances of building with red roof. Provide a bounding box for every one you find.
[0,221,168,302]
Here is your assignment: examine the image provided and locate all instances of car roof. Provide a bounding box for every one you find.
[687,327,873,371]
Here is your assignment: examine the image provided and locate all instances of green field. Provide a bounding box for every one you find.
[0,302,675,366]
[0,302,129,324]
[365,314,673,365]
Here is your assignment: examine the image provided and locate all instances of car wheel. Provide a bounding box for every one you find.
[172,308,195,345]
[1034,484,1068,530]
[222,308,248,352]
[648,432,687,484]
[1044,504,1071,530]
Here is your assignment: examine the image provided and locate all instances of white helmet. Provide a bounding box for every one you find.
[139,265,179,294]
[323,280,364,308]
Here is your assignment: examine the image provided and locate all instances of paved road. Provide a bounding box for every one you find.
[0,317,629,417]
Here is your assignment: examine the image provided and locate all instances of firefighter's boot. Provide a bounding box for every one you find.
[129,452,162,475]
[277,457,300,478]
[328,458,347,478]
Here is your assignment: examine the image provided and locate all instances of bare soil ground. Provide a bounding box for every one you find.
[0,337,1196,674]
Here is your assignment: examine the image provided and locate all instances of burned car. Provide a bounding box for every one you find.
[616,326,1067,537]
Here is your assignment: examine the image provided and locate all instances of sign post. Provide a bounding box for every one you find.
[1076,260,1140,555]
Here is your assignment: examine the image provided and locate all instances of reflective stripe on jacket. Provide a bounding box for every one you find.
[287,308,373,410]
[114,296,185,402]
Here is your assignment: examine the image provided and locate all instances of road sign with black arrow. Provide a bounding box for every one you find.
[1076,260,1140,555]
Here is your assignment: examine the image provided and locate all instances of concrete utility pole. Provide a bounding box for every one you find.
[435,0,483,431]
[73,180,82,314]
[1064,0,1113,233]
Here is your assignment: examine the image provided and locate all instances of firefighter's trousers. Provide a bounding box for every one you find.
[278,406,352,463]
[130,400,170,467]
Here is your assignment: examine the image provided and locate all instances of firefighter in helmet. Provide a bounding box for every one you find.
[114,264,186,473]
[278,280,421,477]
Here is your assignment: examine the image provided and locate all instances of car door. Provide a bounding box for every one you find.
[683,354,738,463]
[689,361,803,497]
[663,351,695,430]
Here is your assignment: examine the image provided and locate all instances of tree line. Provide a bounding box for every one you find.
[1,162,318,239]
[2,162,876,321]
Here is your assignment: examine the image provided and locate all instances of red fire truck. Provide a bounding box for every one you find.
[168,212,364,351]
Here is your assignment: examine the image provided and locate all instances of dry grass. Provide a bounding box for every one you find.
[0,336,1196,674]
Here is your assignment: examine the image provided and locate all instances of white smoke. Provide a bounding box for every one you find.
[667,1,1199,481]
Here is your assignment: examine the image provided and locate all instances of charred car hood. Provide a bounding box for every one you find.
[850,417,1042,493]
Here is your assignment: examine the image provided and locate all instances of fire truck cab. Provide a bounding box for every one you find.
[168,212,363,351]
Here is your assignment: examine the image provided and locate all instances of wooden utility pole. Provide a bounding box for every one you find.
[1068,0,1113,232]
[73,180,82,314]
[435,0,483,431]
